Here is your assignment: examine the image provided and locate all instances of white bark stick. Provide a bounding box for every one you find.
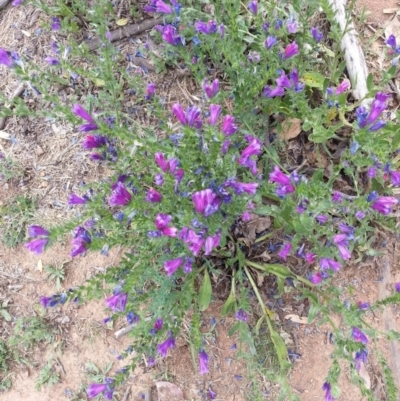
[328,0,370,105]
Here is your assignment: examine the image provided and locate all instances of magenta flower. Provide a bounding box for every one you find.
[12,0,24,5]
[162,25,181,45]
[109,182,132,207]
[154,318,163,331]
[352,327,368,344]
[336,79,350,94]
[322,382,334,401]
[209,104,221,125]
[310,272,323,285]
[78,123,98,132]
[333,234,351,260]
[155,152,168,172]
[156,0,172,13]
[82,135,106,149]
[155,213,172,229]
[192,189,220,217]
[278,242,292,261]
[145,82,156,99]
[276,71,291,88]
[202,79,219,98]
[90,152,103,161]
[0,49,13,67]
[284,42,299,58]
[248,0,257,14]
[371,196,398,215]
[154,173,164,186]
[222,115,238,136]
[221,139,230,154]
[164,257,183,276]
[367,92,390,125]
[240,137,261,159]
[235,309,248,322]
[391,171,400,186]
[269,166,295,196]
[157,333,175,357]
[105,292,128,312]
[265,36,277,49]
[262,85,285,98]
[235,182,258,195]
[316,215,328,224]
[71,104,94,123]
[320,258,342,271]
[355,349,368,371]
[171,103,202,127]
[68,194,87,205]
[199,350,209,374]
[395,283,400,292]
[25,238,49,255]
[332,191,342,203]
[208,387,217,399]
[146,188,163,203]
[87,378,114,400]
[305,252,316,264]
[28,225,50,237]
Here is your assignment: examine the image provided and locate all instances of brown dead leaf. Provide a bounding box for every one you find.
[359,362,371,389]
[155,382,184,401]
[244,214,271,242]
[284,314,308,324]
[279,118,302,140]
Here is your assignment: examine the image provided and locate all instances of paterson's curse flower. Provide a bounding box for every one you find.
[284,42,299,58]
[222,115,238,136]
[146,188,163,203]
[164,257,183,276]
[202,79,219,98]
[371,196,398,215]
[157,332,175,357]
[199,350,209,374]
[28,225,50,237]
[87,378,114,400]
[71,104,94,123]
[322,382,334,401]
[352,327,368,344]
[278,242,292,261]
[0,49,14,67]
[105,292,128,312]
[109,182,132,207]
[269,166,295,196]
[192,189,220,217]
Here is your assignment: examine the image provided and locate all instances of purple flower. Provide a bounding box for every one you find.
[157,333,175,357]
[222,115,238,136]
[336,79,350,94]
[71,104,94,123]
[155,213,172,229]
[146,188,163,203]
[126,311,140,324]
[386,34,396,48]
[87,379,114,400]
[162,25,181,46]
[195,20,218,35]
[45,56,60,65]
[203,79,219,98]
[262,85,285,98]
[154,173,164,186]
[395,283,400,292]
[51,17,60,31]
[154,318,163,331]
[355,349,368,371]
[276,71,292,88]
[90,152,104,161]
[284,42,299,58]
[183,257,193,273]
[316,215,328,224]
[192,189,220,217]
[390,171,400,186]
[199,350,209,374]
[265,36,277,49]
[269,166,295,195]
[12,0,23,5]
[221,139,230,154]
[68,194,87,205]
[367,92,390,125]
[82,135,106,149]
[70,237,88,257]
[208,387,217,399]
[248,0,257,14]
[332,191,342,203]
[164,257,183,276]
[156,0,172,13]
[371,196,398,215]
[105,31,112,41]
[25,238,48,255]
[278,242,292,261]
[355,211,365,219]
[310,273,323,285]
[311,27,323,42]
[352,327,368,344]
[154,152,168,172]
[209,104,221,125]
[286,16,298,33]
[28,225,50,237]
[145,82,156,99]
[79,123,99,132]
[358,301,370,311]
[105,292,128,312]
[320,258,342,271]
[235,309,248,322]
[367,166,376,178]
[247,51,260,63]
[305,252,316,264]
[322,382,334,401]
[109,182,132,207]
[172,103,201,127]
[40,293,67,308]
[369,120,386,132]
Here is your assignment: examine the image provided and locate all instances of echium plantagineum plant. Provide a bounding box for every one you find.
[3,0,400,399]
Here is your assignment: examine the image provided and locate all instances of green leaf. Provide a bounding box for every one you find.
[366,73,374,92]
[228,321,240,336]
[255,315,265,335]
[303,72,325,89]
[221,292,235,316]
[1,309,11,322]
[270,327,289,369]
[308,304,320,323]
[198,269,212,311]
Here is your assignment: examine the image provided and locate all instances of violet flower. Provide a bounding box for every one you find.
[305,252,316,264]
[333,234,351,260]
[40,293,67,308]
[209,104,221,125]
[25,238,48,255]
[192,189,220,217]
[70,237,88,257]
[358,301,370,311]
[183,257,193,273]
[248,0,257,15]
[51,17,60,31]
[336,79,350,94]
[87,378,114,400]
[286,16,298,33]
[164,257,183,276]
[320,258,342,271]
[155,0,172,13]
[0,49,13,67]
[45,56,60,65]
[352,327,368,344]
[371,196,398,215]
[199,350,209,374]
[154,318,163,331]
[109,182,132,206]
[332,191,342,203]
[310,273,323,285]
[71,104,94,123]
[222,115,238,136]
[247,51,260,63]
[269,166,295,196]
[146,188,163,203]
[79,122,99,132]
[202,79,219,98]
[386,34,396,48]
[284,42,299,58]
[391,171,400,186]
[262,85,285,98]
[155,213,172,229]
[161,25,181,46]
[395,283,400,292]
[105,292,128,312]
[235,309,248,322]
[265,36,277,49]
[145,82,156,99]
[28,225,50,237]
[278,242,292,261]
[322,382,334,401]
[367,166,376,178]
[276,71,291,88]
[195,20,218,35]
[82,135,106,149]
[311,27,323,42]
[355,211,365,220]
[355,349,368,371]
[154,173,164,186]
[157,333,175,357]
[316,215,328,224]
[68,194,87,205]
[12,0,23,5]
[221,139,230,154]
[208,387,217,399]
[172,103,202,127]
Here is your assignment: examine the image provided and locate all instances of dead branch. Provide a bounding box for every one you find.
[0,0,11,10]
[85,18,162,51]
[0,82,25,130]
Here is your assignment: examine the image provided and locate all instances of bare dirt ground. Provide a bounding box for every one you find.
[1,1,400,401]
